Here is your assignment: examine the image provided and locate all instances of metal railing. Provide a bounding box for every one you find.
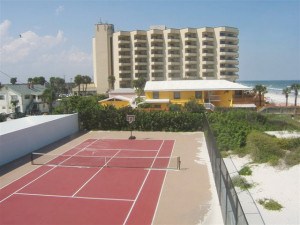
[204,119,265,225]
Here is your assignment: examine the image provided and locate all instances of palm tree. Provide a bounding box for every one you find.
[74,75,83,96]
[253,84,267,106]
[132,77,146,103]
[108,75,116,90]
[10,77,17,85]
[41,88,56,113]
[282,87,291,107]
[291,83,300,106]
[83,75,92,95]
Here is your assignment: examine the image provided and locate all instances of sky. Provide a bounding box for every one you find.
[0,0,299,84]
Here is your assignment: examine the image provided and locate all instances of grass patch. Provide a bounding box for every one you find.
[238,166,252,176]
[258,198,283,211]
[231,176,254,190]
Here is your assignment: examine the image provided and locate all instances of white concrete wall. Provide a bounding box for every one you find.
[0,114,79,166]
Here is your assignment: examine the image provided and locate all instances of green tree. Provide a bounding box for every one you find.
[74,74,83,95]
[184,99,205,113]
[49,77,66,96]
[253,84,267,106]
[82,75,92,95]
[291,83,300,106]
[282,87,291,107]
[10,77,17,85]
[28,78,33,83]
[41,88,56,113]
[108,75,116,90]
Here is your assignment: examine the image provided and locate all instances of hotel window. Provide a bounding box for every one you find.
[0,95,5,100]
[153,92,159,99]
[174,92,180,99]
[195,91,202,99]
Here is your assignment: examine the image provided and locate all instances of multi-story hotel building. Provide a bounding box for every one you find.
[93,23,239,93]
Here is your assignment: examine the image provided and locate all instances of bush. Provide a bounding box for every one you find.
[231,176,253,190]
[238,166,252,176]
[258,198,283,211]
[246,131,284,164]
[285,147,300,166]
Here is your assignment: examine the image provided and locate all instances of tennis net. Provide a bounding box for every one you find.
[31,152,181,170]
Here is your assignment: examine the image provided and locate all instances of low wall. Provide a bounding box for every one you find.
[0,114,79,166]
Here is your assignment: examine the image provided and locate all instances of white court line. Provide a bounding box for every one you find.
[0,139,100,204]
[122,140,165,225]
[151,139,176,224]
[71,150,121,197]
[83,148,158,152]
[0,139,98,190]
[15,192,134,202]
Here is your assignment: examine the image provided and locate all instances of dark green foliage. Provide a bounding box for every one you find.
[183,99,206,113]
[0,113,7,122]
[231,176,253,190]
[53,96,204,131]
[238,166,252,176]
[246,131,284,164]
[258,198,283,211]
[169,104,182,112]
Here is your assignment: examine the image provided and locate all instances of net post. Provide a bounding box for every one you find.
[31,152,34,165]
[177,156,181,170]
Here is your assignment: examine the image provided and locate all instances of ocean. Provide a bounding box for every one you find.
[237,80,300,95]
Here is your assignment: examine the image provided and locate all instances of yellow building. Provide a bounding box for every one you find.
[143,80,252,110]
[98,95,134,109]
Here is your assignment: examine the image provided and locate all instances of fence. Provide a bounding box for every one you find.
[203,117,265,225]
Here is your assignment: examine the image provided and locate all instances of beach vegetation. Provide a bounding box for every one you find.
[238,166,252,176]
[258,198,283,211]
[231,176,253,190]
[253,84,267,106]
[245,131,284,165]
[282,87,291,107]
[290,83,300,106]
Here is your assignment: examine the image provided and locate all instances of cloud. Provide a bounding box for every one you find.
[0,20,92,82]
[55,5,64,16]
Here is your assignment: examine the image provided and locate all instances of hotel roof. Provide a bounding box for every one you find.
[144,80,251,92]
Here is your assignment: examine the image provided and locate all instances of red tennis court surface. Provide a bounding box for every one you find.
[0,139,175,225]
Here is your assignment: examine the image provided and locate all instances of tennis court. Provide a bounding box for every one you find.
[0,138,178,225]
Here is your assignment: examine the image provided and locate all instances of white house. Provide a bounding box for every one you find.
[0,84,49,115]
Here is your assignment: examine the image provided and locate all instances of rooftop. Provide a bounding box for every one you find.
[144,80,251,92]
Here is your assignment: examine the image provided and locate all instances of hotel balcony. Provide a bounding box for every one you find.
[202,36,214,41]
[151,61,164,65]
[185,67,197,72]
[118,38,130,43]
[219,51,239,57]
[202,52,214,57]
[219,59,239,65]
[135,69,148,74]
[134,61,147,66]
[167,45,181,50]
[202,72,215,78]
[202,60,214,65]
[220,44,239,50]
[202,42,214,49]
[186,72,198,78]
[220,66,239,72]
[151,50,164,56]
[167,61,181,66]
[119,73,132,79]
[167,36,180,42]
[118,44,131,49]
[150,45,164,50]
[202,68,214,73]
[119,66,131,72]
[118,54,131,59]
[185,35,198,41]
[219,34,238,41]
[119,62,131,66]
[168,72,181,78]
[134,46,147,51]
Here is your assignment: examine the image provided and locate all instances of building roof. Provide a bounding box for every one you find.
[3,84,46,95]
[109,88,135,94]
[98,95,133,103]
[144,80,251,92]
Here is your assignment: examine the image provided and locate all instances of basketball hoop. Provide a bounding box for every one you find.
[126,115,136,139]
[126,115,135,124]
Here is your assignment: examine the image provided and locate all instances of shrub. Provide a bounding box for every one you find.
[285,147,300,166]
[246,131,284,164]
[231,176,253,190]
[258,198,283,211]
[238,166,252,176]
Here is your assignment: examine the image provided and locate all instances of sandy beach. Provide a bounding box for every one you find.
[265,92,299,106]
[225,155,300,225]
